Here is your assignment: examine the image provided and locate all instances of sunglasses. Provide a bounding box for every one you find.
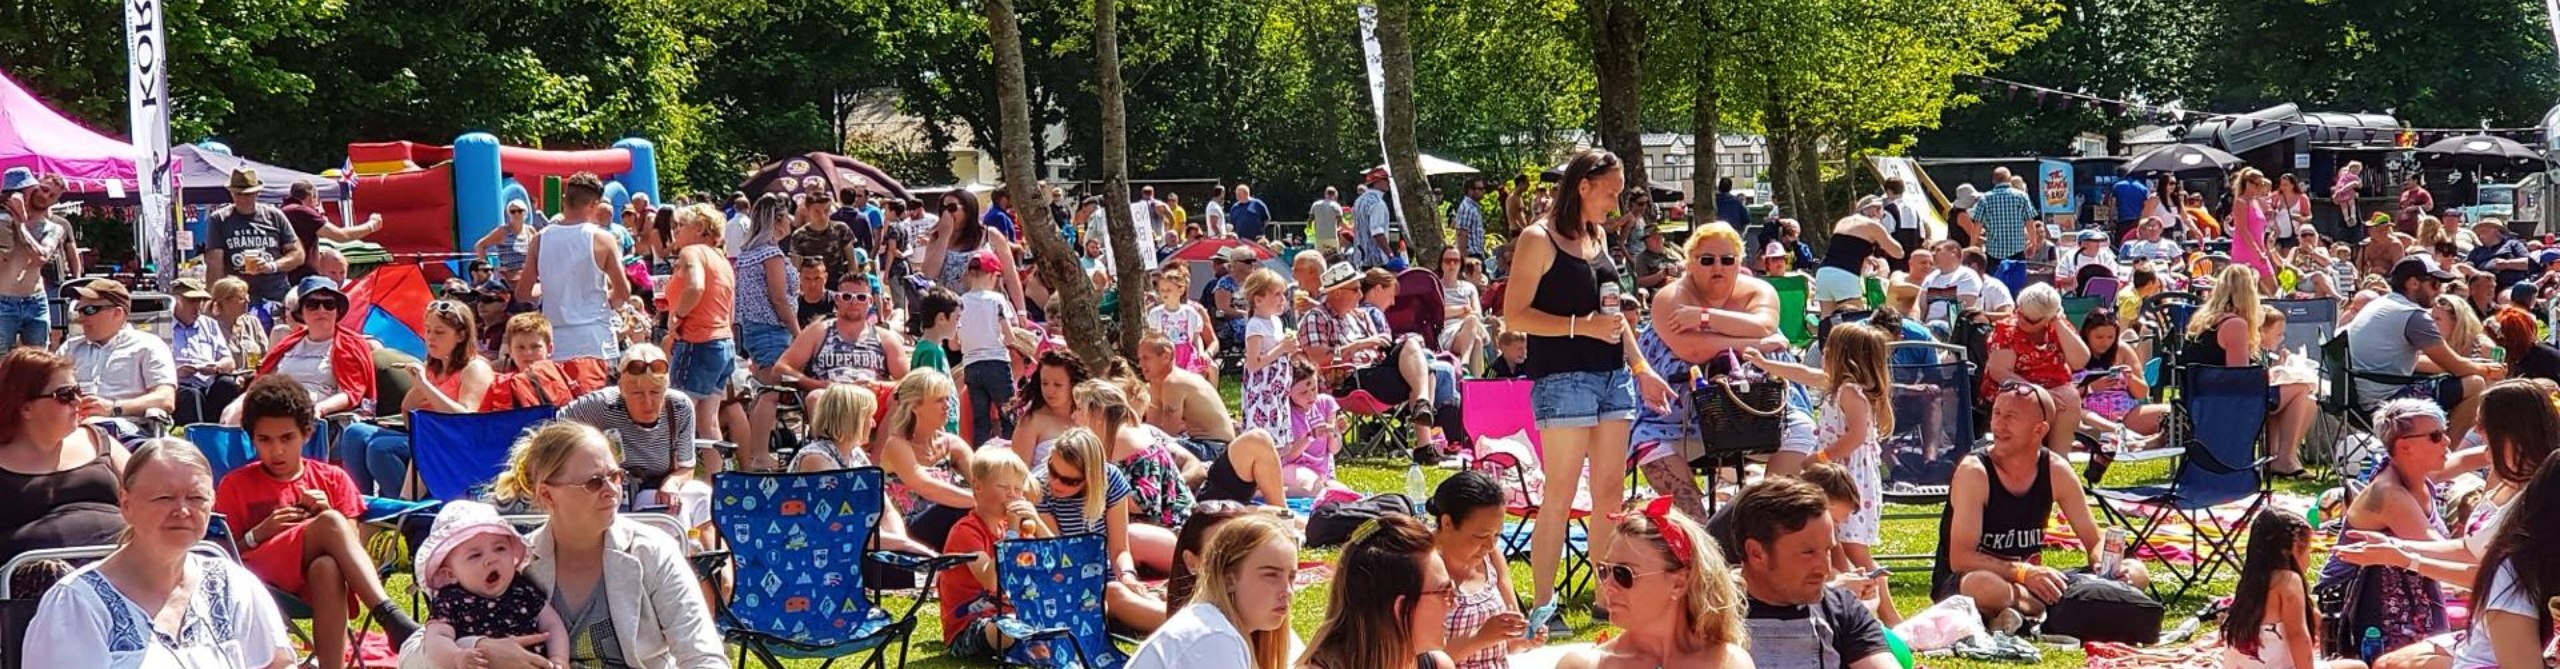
[2394,429,2449,444]
[302,299,345,313]
[1696,254,1740,267]
[621,358,670,376]
[833,291,873,303]
[39,384,85,405]
[74,303,116,316]
[427,301,468,318]
[1591,560,1671,590]
[1417,583,1458,607]
[942,203,962,212]
[547,469,627,494]
[1051,469,1085,488]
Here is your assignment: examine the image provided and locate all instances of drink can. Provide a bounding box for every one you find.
[1599,282,1622,317]
[2099,527,2130,578]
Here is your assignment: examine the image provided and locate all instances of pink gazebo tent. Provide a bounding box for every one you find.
[0,70,138,196]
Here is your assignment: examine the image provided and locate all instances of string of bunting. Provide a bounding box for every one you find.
[1958,74,2547,144]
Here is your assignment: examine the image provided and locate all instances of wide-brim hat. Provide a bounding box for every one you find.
[225,167,263,194]
[1950,184,1980,210]
[0,168,35,193]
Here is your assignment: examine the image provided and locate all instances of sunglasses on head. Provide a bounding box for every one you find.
[1591,560,1672,590]
[621,358,670,376]
[1696,254,1740,267]
[548,469,627,494]
[39,384,85,405]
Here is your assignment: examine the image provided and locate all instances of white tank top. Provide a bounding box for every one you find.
[538,222,614,328]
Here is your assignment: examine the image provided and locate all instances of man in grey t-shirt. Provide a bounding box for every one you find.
[2342,255,2494,442]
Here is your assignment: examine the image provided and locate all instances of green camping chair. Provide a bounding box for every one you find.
[2061,295,2104,328]
[1767,274,1813,347]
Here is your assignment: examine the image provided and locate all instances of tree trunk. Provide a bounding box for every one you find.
[1095,0,1147,362]
[1691,0,1719,218]
[1590,0,1647,192]
[987,0,1113,370]
[1377,0,1440,264]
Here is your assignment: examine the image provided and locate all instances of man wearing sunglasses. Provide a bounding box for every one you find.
[2342,255,2496,444]
[58,277,176,443]
[1725,478,1899,669]
[1933,383,2141,632]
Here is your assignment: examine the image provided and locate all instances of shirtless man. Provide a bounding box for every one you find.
[0,168,68,347]
[1139,332,1237,444]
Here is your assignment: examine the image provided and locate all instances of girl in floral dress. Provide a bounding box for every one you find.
[1745,321,1894,571]
[1237,269,1295,452]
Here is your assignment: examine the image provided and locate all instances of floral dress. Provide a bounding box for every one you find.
[1117,429,1197,528]
[887,433,967,517]
[1240,315,1292,445]
[1816,383,1883,546]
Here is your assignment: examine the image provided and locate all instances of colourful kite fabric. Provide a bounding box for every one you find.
[344,264,431,359]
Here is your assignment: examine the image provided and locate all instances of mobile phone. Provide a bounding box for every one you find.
[1522,600,1558,639]
[1864,566,1892,579]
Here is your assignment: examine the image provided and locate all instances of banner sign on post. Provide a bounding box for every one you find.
[1356,5,1401,227]
[126,0,173,280]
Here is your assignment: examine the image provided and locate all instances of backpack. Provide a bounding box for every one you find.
[1304,493,1416,549]
[483,357,611,409]
[2042,576,2165,644]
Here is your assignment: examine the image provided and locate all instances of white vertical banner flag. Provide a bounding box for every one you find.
[126,0,173,280]
[1356,5,1402,223]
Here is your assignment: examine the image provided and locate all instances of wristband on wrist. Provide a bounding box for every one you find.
[2010,561,2032,583]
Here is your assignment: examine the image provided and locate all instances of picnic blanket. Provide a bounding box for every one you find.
[2041,492,2320,566]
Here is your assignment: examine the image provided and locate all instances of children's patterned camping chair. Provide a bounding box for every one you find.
[993,533,1127,669]
[711,468,972,669]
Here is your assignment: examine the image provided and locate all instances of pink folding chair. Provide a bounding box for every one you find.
[1463,380,1594,598]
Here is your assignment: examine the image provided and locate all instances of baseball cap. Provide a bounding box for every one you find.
[65,277,129,305]
[2077,229,2108,243]
[970,250,1004,274]
[2390,255,2459,284]
[171,277,211,301]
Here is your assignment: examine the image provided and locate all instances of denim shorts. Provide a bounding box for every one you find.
[670,338,737,397]
[0,294,48,348]
[738,321,794,367]
[1531,368,1638,428]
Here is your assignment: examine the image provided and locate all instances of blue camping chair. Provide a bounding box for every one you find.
[993,533,1129,669]
[1881,342,1977,505]
[184,423,258,481]
[2093,364,2274,606]
[710,468,971,669]
[408,406,557,502]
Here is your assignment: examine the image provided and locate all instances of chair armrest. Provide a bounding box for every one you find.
[871,551,975,574]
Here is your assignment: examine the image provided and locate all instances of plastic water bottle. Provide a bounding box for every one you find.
[1406,462,1427,501]
[2359,627,2385,662]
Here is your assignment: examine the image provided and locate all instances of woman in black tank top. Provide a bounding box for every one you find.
[1493,150,1673,625]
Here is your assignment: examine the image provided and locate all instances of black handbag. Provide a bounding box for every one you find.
[1690,355,1788,456]
[2044,576,2165,644]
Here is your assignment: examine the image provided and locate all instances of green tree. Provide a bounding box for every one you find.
[2204,0,2556,128]
[1916,0,2221,157]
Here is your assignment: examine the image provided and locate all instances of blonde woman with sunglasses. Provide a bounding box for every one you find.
[397,421,724,669]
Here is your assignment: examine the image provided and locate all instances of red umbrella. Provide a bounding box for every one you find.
[1167,238,1277,262]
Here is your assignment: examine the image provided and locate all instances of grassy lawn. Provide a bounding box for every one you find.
[337,376,2323,668]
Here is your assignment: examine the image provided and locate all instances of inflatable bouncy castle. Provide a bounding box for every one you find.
[345,133,659,254]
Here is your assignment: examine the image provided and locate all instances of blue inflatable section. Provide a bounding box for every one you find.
[451,133,505,258]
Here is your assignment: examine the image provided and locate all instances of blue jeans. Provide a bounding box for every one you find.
[670,338,737,396]
[962,359,1014,446]
[0,295,47,348]
[336,421,412,498]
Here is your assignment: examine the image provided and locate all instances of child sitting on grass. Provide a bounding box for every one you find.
[2221,513,2364,669]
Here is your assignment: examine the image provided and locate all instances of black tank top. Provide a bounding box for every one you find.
[1525,228,1626,377]
[0,444,124,562]
[1931,450,2054,594]
[1822,233,1876,272]
[2178,314,2243,367]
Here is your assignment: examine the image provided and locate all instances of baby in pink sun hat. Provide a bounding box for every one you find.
[414,500,569,669]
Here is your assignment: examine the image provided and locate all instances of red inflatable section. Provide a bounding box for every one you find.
[497,146,632,176]
[351,164,459,254]
[347,141,454,170]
